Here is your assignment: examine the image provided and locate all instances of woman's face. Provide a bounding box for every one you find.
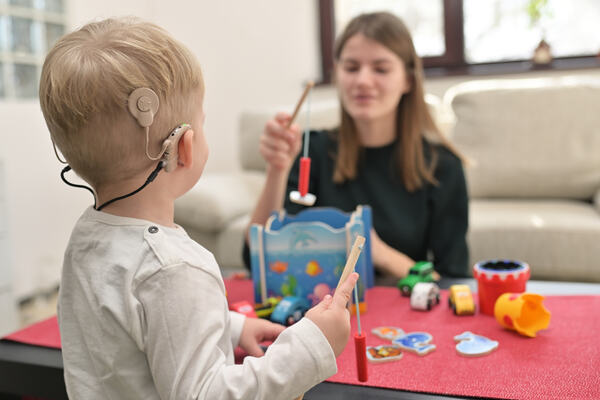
[336,33,410,124]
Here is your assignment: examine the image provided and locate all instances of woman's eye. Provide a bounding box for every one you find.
[343,65,359,72]
[375,68,389,74]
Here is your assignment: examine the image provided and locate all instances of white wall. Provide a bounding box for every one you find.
[0,104,89,299]
[0,0,321,299]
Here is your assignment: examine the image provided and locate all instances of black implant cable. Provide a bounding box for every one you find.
[60,161,164,211]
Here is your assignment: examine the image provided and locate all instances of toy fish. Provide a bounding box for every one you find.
[305,260,322,276]
[372,326,405,341]
[269,261,288,274]
[454,331,498,357]
[308,283,332,305]
[393,332,436,356]
[366,345,403,363]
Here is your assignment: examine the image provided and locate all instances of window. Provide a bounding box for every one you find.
[0,0,66,99]
[334,0,446,58]
[319,0,600,81]
[464,0,600,63]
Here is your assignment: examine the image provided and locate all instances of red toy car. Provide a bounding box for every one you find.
[229,300,258,318]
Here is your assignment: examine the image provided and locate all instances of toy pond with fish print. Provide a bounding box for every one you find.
[248,206,374,308]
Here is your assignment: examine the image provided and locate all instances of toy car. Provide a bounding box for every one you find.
[448,284,476,315]
[229,300,257,318]
[397,261,437,296]
[410,282,440,311]
[254,297,281,319]
[270,296,310,326]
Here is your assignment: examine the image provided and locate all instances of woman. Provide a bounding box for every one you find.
[245,12,469,279]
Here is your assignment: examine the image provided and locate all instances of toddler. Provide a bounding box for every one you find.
[39,18,358,399]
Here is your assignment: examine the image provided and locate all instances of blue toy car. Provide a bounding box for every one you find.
[270,296,310,326]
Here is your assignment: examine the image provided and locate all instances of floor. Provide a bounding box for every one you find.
[18,286,59,328]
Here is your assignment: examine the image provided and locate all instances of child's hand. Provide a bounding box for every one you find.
[239,317,285,357]
[260,112,302,172]
[305,272,359,357]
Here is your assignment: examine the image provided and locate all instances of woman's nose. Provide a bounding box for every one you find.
[355,67,373,86]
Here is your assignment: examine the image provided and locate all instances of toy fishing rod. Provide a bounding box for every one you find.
[336,235,368,382]
[288,81,316,206]
[296,235,367,400]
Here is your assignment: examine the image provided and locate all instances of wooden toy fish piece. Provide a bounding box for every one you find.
[371,326,405,341]
[366,345,403,363]
[454,331,498,357]
[392,332,436,356]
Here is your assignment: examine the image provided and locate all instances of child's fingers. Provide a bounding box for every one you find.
[245,341,265,358]
[316,294,333,311]
[263,321,285,341]
[331,272,359,309]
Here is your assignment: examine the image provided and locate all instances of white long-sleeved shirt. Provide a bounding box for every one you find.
[58,207,336,399]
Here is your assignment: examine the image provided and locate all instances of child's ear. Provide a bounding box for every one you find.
[177,129,194,169]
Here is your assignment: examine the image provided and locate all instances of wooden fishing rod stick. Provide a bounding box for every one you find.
[286,81,315,129]
[337,235,366,290]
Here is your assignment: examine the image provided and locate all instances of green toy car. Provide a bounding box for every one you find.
[397,261,436,296]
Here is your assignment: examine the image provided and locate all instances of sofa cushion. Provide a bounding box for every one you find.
[175,171,265,232]
[216,214,250,270]
[447,77,600,200]
[238,100,340,172]
[469,199,600,282]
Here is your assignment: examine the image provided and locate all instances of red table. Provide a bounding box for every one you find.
[4,278,600,399]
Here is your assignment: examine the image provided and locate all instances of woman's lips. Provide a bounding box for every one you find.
[353,94,374,104]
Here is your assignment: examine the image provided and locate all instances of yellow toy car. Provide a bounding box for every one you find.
[448,285,475,315]
[254,297,281,318]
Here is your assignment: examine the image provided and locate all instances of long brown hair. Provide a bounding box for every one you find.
[332,12,462,191]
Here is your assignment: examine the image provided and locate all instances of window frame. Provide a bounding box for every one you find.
[318,0,599,82]
[0,1,66,99]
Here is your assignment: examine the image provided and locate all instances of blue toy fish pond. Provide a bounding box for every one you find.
[249,206,373,308]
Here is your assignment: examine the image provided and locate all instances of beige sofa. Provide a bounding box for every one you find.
[175,76,600,282]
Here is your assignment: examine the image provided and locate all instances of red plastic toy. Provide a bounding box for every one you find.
[473,259,530,315]
[229,300,257,318]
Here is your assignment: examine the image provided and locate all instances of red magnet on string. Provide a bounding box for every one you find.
[353,280,368,382]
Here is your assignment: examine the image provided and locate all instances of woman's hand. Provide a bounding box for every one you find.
[370,228,414,278]
[260,112,302,173]
[246,113,302,233]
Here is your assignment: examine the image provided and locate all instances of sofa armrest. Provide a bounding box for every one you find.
[175,171,265,233]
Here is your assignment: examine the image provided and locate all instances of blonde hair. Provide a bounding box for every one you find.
[39,18,203,189]
[332,12,463,191]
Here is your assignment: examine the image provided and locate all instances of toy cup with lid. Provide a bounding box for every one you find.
[494,293,551,337]
[473,259,530,315]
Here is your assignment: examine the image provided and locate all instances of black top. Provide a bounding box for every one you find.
[243,129,469,277]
